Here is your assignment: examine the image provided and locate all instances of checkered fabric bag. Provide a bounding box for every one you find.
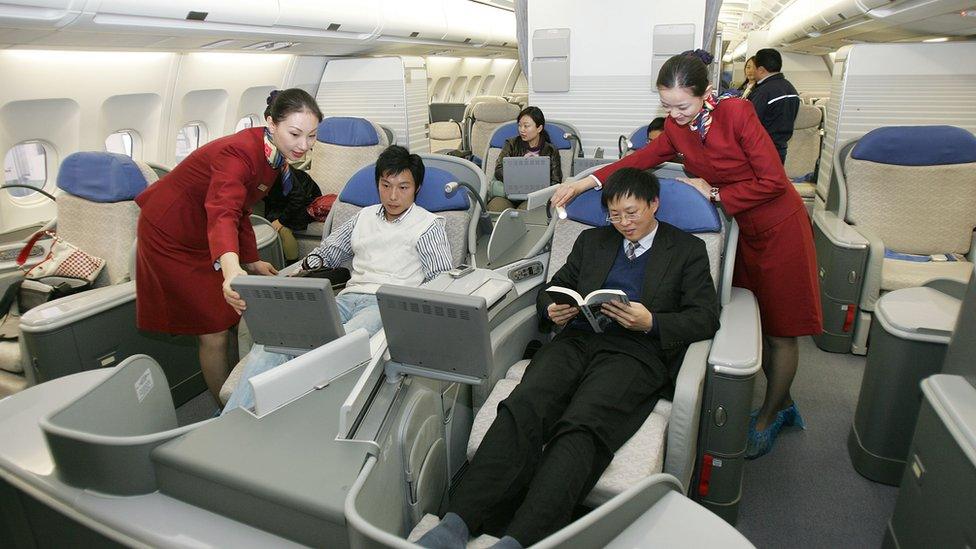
[17,230,105,284]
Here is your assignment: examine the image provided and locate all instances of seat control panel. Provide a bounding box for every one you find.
[508,261,544,282]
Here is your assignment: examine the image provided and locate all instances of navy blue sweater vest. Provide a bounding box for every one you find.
[603,244,651,302]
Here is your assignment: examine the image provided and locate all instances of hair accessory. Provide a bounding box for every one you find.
[266,89,281,106]
[681,49,714,65]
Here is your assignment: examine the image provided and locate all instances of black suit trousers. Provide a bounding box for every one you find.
[448,329,668,545]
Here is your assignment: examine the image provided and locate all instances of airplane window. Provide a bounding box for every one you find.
[175,123,206,163]
[235,115,260,132]
[2,141,51,199]
[482,75,496,94]
[105,130,135,157]
[466,76,483,101]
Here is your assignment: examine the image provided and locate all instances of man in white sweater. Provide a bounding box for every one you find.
[224,145,454,413]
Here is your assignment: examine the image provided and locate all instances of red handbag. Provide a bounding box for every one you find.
[306,193,338,222]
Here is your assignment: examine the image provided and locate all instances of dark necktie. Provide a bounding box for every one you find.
[626,241,640,260]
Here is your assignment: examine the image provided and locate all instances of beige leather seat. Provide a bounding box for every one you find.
[465,174,746,505]
[785,104,824,213]
[0,152,156,397]
[469,101,521,169]
[429,121,462,152]
[832,125,976,350]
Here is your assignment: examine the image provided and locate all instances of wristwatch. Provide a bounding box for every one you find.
[709,187,720,202]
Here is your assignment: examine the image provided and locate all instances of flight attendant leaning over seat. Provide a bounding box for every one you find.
[553,50,822,459]
[135,89,323,403]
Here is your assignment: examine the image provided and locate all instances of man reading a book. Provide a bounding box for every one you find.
[418,168,720,549]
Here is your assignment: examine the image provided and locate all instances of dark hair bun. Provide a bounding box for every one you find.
[681,49,714,65]
[266,89,280,106]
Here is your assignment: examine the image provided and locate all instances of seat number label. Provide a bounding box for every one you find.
[135,369,154,403]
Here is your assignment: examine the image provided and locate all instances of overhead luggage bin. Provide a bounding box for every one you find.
[276,0,379,35]
[0,0,86,28]
[92,0,277,29]
[379,0,448,40]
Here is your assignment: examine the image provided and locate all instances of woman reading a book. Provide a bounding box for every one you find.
[552,50,822,459]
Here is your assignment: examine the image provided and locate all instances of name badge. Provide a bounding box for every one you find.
[258,184,268,192]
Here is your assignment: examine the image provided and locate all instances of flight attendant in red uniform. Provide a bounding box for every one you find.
[553,51,822,458]
[135,88,323,402]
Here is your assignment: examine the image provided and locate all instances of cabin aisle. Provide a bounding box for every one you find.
[737,336,899,548]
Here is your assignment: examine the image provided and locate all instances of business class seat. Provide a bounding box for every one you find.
[306,116,390,197]
[430,120,463,152]
[219,154,487,404]
[0,152,154,396]
[292,116,390,257]
[619,124,651,158]
[460,95,508,151]
[483,119,578,187]
[812,125,976,354]
[465,176,759,508]
[785,104,824,213]
[469,101,520,168]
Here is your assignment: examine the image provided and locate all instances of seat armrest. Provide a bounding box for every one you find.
[279,261,304,277]
[708,287,762,376]
[664,339,711,493]
[19,281,136,333]
[481,306,542,409]
[811,209,869,250]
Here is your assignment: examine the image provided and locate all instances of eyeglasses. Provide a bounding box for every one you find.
[606,209,646,224]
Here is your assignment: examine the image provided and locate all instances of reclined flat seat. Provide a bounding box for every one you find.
[219,155,484,403]
[0,152,155,397]
[484,120,576,187]
[467,179,727,506]
[785,104,823,211]
[822,125,976,353]
[469,101,520,168]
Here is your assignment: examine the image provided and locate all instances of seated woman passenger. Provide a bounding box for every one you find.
[487,106,563,211]
[223,145,454,413]
[419,168,719,548]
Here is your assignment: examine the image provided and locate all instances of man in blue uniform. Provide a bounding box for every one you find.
[748,48,801,164]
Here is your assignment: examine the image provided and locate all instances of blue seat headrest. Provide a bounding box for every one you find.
[565,178,721,233]
[851,126,976,166]
[317,117,380,147]
[488,121,574,150]
[56,152,148,202]
[629,125,650,150]
[338,165,470,212]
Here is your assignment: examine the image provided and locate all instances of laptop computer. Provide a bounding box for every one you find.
[231,276,346,356]
[502,156,551,200]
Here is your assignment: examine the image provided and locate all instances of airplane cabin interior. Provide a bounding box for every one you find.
[0,1,974,548]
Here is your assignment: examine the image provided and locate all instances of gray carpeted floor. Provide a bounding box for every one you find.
[176,390,220,426]
[735,336,899,548]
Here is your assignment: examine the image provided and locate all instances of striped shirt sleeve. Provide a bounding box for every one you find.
[307,215,355,268]
[417,218,455,283]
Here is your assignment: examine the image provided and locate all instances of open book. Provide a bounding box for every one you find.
[546,286,630,333]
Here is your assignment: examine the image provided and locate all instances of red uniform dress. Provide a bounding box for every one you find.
[135,127,279,334]
[595,98,822,337]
